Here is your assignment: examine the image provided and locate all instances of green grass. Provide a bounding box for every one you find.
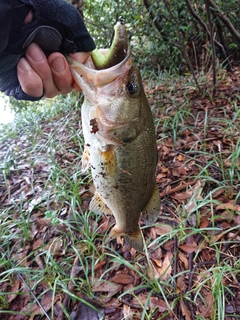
[0,70,240,319]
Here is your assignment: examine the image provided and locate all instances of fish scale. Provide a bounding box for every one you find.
[68,21,160,251]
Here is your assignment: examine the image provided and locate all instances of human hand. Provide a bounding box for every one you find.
[0,0,95,101]
[17,43,91,98]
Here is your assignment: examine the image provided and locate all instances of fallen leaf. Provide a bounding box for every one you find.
[149,252,172,280]
[20,291,61,319]
[180,298,191,320]
[123,304,133,320]
[178,251,189,269]
[196,291,214,317]
[150,297,168,312]
[7,279,21,303]
[177,275,188,293]
[92,280,122,301]
[110,272,133,285]
[216,201,240,212]
[150,224,173,237]
[70,298,105,320]
[179,242,199,253]
[171,191,193,201]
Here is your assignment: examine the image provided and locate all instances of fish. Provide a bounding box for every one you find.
[67,20,160,251]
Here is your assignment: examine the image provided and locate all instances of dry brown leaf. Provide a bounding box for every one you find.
[177,275,188,293]
[64,152,76,161]
[176,154,186,161]
[178,251,189,269]
[20,291,61,319]
[149,252,172,280]
[233,214,240,225]
[123,304,133,320]
[196,291,214,317]
[180,298,191,320]
[110,272,133,285]
[179,242,199,253]
[210,232,224,244]
[171,191,193,201]
[150,224,173,237]
[45,238,65,256]
[149,245,163,261]
[7,279,21,304]
[93,280,122,298]
[211,187,225,199]
[70,298,105,320]
[200,216,209,228]
[131,292,168,312]
[216,201,240,212]
[162,239,174,251]
[150,297,168,312]
[202,248,212,261]
[32,238,44,250]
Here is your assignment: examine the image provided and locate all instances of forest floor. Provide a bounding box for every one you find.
[0,66,240,320]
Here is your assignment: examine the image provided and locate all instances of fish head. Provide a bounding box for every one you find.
[67,22,148,146]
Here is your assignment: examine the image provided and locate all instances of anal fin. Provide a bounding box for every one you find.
[90,192,112,216]
[141,183,160,226]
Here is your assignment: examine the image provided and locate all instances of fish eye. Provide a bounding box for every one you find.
[126,81,139,97]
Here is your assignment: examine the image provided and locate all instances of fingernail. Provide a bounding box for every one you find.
[51,56,66,73]
[18,58,31,71]
[27,43,44,62]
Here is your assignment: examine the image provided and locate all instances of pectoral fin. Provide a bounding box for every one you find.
[141,183,160,225]
[101,149,117,176]
[90,192,111,216]
[82,146,90,172]
[105,225,144,252]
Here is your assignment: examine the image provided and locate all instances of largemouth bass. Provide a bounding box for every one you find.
[68,21,160,251]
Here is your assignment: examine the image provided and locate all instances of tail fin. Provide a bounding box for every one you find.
[105,225,144,252]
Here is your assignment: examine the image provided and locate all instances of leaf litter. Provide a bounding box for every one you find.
[0,67,240,319]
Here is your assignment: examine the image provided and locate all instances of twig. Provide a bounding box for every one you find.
[160,180,197,197]
[164,0,202,91]
[187,259,217,293]
[221,230,240,253]
[173,236,178,289]
[205,0,217,95]
[143,0,170,43]
[184,0,232,72]
[208,0,240,42]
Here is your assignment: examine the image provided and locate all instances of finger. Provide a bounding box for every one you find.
[48,53,73,95]
[24,10,33,24]
[17,58,43,98]
[25,43,59,98]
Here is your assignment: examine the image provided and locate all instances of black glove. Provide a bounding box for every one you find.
[0,0,95,101]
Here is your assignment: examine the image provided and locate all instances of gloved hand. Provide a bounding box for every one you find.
[0,0,95,101]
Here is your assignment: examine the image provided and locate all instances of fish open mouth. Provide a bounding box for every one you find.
[91,18,129,70]
[67,19,132,94]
